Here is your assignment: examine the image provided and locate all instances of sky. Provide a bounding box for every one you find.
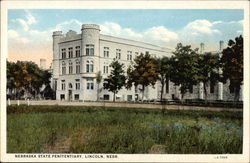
[8,9,243,68]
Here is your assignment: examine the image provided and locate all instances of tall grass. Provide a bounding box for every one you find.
[7,105,243,153]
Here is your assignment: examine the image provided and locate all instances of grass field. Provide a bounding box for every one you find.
[7,105,243,154]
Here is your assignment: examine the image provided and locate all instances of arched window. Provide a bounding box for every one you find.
[62,61,66,75]
[61,80,65,90]
[68,47,73,58]
[69,83,73,89]
[75,79,80,90]
[75,46,81,57]
[69,61,73,74]
[86,60,94,73]
[76,60,80,74]
[61,48,66,59]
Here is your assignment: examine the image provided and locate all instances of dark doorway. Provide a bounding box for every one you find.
[68,90,72,101]
[60,94,65,100]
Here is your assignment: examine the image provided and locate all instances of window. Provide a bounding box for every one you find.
[69,61,73,74]
[165,79,169,94]
[127,51,132,61]
[104,47,109,58]
[75,79,80,90]
[61,48,66,59]
[103,65,109,74]
[116,49,121,59]
[103,94,109,100]
[76,83,80,90]
[86,44,94,56]
[76,60,80,74]
[103,80,108,89]
[68,47,73,58]
[74,94,79,100]
[127,95,133,101]
[86,60,94,73]
[87,78,94,90]
[60,94,65,100]
[61,80,65,90]
[210,81,215,93]
[75,46,80,57]
[69,83,73,89]
[62,61,66,75]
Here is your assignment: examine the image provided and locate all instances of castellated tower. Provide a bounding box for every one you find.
[81,24,100,75]
[81,24,100,55]
[52,31,63,78]
[200,43,204,54]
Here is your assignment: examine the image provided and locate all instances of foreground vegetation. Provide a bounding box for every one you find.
[7,105,243,154]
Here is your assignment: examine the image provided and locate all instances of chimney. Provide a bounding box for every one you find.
[219,41,224,51]
[200,43,204,54]
[40,59,46,70]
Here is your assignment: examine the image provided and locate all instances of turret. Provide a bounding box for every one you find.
[200,43,204,54]
[81,24,100,57]
[52,31,63,78]
[81,24,100,74]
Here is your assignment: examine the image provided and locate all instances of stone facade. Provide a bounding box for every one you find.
[52,24,243,102]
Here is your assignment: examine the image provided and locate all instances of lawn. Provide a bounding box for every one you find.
[7,105,243,154]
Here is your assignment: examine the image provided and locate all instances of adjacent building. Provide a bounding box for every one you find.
[51,24,242,102]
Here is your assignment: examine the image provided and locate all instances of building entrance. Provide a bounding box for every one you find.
[68,90,72,101]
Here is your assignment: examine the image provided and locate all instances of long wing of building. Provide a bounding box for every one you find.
[51,24,243,102]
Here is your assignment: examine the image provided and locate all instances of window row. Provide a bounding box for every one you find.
[61,44,95,59]
[61,46,81,59]
[61,60,94,75]
[103,47,141,61]
[60,79,94,90]
[61,61,80,75]
[60,94,80,100]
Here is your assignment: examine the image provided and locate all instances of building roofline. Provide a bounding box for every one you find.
[100,34,174,51]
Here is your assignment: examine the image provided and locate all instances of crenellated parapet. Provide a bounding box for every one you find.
[82,24,100,31]
[53,31,63,36]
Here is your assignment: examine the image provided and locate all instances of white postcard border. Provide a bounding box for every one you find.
[1,1,249,162]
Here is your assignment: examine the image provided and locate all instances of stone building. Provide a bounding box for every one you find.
[51,24,242,102]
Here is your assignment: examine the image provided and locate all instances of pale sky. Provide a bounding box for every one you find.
[8,9,243,68]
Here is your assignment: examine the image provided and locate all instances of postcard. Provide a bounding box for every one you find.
[1,1,249,162]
